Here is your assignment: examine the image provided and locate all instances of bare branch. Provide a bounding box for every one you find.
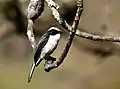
[27,0,45,21]
[27,19,36,52]
[72,0,83,30]
[76,31,120,42]
[27,0,45,52]
[44,0,83,71]
[45,0,72,31]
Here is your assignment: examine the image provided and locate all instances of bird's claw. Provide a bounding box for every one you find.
[44,58,56,72]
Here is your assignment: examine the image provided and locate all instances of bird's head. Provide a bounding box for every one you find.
[47,27,62,35]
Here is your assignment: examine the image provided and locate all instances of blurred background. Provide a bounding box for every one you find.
[0,0,120,89]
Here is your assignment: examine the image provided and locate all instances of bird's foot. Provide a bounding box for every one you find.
[44,58,56,72]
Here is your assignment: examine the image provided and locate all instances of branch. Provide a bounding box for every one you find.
[27,19,36,52]
[45,0,72,31]
[44,0,83,71]
[45,0,120,43]
[27,0,45,52]
[75,31,120,42]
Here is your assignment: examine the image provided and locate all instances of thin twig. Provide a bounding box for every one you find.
[44,0,83,71]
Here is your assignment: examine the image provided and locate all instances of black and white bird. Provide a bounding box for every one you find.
[28,27,62,83]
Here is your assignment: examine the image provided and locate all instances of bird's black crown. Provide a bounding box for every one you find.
[47,27,62,35]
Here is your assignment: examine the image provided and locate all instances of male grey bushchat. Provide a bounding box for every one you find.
[28,27,62,83]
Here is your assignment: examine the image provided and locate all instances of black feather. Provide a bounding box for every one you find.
[34,32,49,66]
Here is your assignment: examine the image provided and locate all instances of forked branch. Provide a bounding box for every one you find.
[44,0,83,71]
[45,0,120,43]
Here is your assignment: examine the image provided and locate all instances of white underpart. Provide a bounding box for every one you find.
[36,33,60,64]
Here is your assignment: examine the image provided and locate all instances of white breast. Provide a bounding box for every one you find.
[40,33,60,58]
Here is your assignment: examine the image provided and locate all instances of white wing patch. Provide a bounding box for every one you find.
[36,33,60,65]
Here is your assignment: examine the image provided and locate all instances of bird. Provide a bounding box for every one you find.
[28,27,62,83]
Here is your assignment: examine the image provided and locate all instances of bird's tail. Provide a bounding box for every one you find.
[28,63,36,83]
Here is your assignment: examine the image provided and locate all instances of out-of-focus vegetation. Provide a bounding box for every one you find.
[0,0,120,89]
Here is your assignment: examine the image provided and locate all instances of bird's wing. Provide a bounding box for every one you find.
[34,32,49,66]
